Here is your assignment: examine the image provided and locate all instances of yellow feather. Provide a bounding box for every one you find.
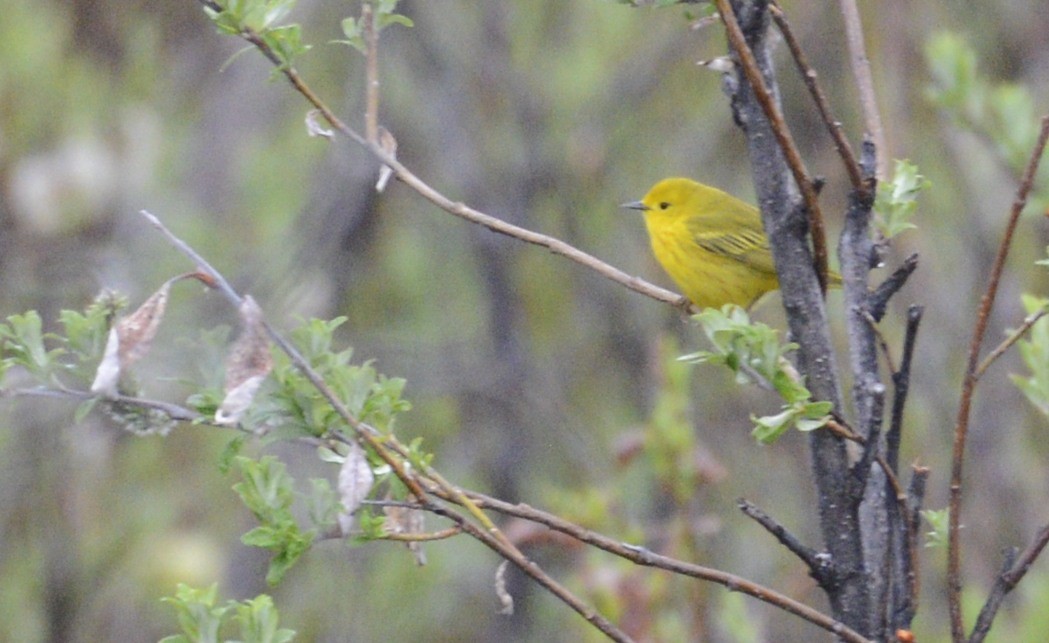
[624,177,838,309]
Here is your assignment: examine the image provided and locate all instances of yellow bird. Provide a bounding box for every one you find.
[623,177,836,309]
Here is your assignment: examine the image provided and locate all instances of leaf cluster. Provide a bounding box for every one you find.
[681,306,832,444]
[205,0,310,70]
[337,0,413,53]
[160,583,295,643]
[1009,294,1049,415]
[874,159,930,239]
[926,33,1047,183]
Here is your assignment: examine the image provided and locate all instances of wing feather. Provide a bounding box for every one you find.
[685,196,777,276]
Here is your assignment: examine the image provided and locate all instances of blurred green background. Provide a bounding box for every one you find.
[2,0,1049,641]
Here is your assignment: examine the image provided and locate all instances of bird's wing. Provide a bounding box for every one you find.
[685,207,777,276]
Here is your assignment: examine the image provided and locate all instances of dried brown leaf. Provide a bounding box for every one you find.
[384,498,427,565]
[116,280,171,367]
[337,441,374,535]
[215,296,273,425]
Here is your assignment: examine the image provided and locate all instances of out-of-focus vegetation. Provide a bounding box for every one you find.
[1,0,1049,641]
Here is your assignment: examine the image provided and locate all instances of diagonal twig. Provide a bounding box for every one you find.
[440,488,872,643]
[713,0,830,293]
[195,0,691,315]
[768,2,865,194]
[869,254,919,323]
[974,308,1049,380]
[947,115,1049,641]
[838,0,888,179]
[738,498,836,589]
[970,524,1049,642]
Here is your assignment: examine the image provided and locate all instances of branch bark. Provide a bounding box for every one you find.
[719,0,868,634]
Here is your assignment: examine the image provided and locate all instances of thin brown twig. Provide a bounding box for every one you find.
[838,0,888,179]
[947,115,1049,641]
[713,0,830,294]
[197,0,691,314]
[362,2,379,144]
[768,2,865,194]
[974,308,1049,380]
[141,208,629,639]
[139,209,431,501]
[438,488,871,643]
[423,502,634,642]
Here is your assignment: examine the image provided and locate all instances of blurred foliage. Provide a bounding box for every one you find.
[1,0,1049,641]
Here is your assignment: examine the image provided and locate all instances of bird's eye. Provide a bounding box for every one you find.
[659,202,670,210]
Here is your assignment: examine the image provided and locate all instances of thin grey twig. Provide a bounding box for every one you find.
[838,0,888,179]
[869,254,919,323]
[887,305,922,472]
[738,498,836,588]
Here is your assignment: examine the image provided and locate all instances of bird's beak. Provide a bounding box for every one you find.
[620,200,649,211]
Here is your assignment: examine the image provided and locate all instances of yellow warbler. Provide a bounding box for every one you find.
[623,177,838,309]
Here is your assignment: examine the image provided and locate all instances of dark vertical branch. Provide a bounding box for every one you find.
[887,306,922,471]
[720,0,869,634]
[947,116,1049,641]
[891,466,929,633]
[837,137,890,638]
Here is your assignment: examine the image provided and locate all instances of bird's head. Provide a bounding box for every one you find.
[621,177,705,221]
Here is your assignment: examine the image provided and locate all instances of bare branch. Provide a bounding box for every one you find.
[440,489,872,643]
[887,306,923,472]
[970,525,1049,642]
[714,0,831,293]
[869,254,919,323]
[422,502,634,642]
[768,2,866,194]
[838,0,888,179]
[948,115,1049,640]
[194,0,689,314]
[738,498,836,589]
[974,308,1049,380]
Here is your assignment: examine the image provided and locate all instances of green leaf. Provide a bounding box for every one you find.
[750,408,796,445]
[306,477,341,528]
[233,455,295,521]
[1010,294,1049,415]
[219,435,248,474]
[233,594,297,643]
[874,159,930,239]
[261,24,311,71]
[0,311,64,380]
[921,508,951,548]
[160,583,230,643]
[377,13,413,29]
